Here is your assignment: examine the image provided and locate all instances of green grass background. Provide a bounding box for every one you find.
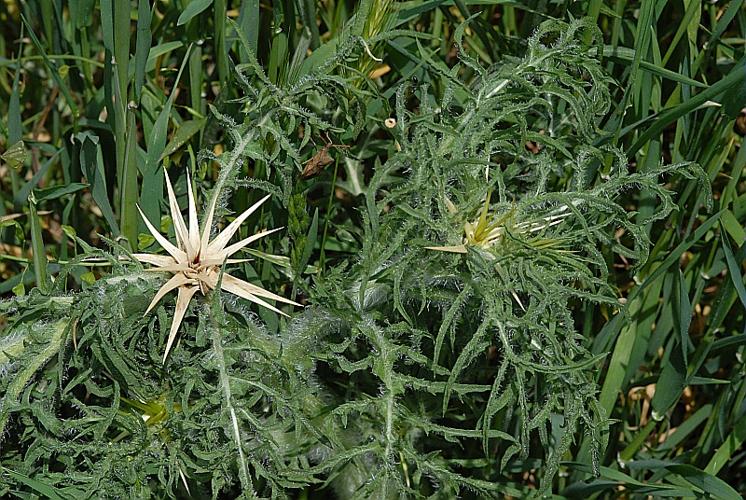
[1,0,746,496]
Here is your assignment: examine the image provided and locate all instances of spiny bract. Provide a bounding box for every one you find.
[134,169,300,361]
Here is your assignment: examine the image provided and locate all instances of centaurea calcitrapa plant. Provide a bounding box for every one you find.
[0,32,370,498]
[297,18,709,497]
[0,18,710,499]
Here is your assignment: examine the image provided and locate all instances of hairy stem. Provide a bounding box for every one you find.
[210,322,256,497]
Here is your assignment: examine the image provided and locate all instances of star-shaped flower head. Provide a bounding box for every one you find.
[134,169,300,361]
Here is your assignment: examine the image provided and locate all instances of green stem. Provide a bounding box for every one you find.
[211,324,256,497]
[121,109,139,248]
[319,156,339,271]
[619,418,657,463]
[28,193,49,292]
[214,0,228,88]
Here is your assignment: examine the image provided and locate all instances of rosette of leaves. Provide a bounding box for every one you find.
[297,18,710,497]
[0,19,377,497]
[0,16,386,495]
[0,252,339,498]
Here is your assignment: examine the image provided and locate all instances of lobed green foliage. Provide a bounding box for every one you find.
[2,0,746,498]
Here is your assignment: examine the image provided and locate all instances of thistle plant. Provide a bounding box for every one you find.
[289,18,709,497]
[0,15,715,500]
